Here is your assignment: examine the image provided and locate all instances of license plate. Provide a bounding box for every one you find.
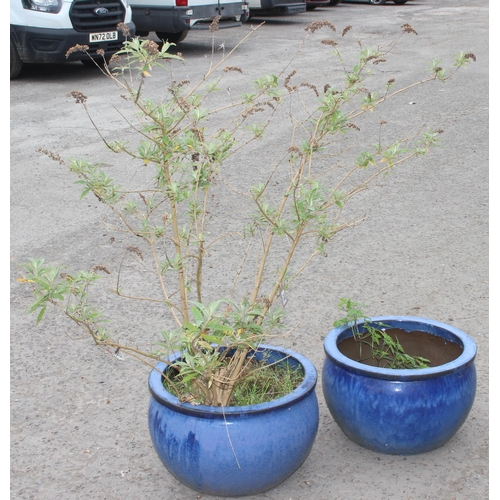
[89,31,118,43]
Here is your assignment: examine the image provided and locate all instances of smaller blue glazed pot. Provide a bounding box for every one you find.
[322,316,477,455]
[148,345,319,497]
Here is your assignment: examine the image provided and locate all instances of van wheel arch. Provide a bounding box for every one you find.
[155,30,189,44]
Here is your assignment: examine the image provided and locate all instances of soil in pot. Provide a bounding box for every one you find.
[338,328,463,368]
[164,354,306,406]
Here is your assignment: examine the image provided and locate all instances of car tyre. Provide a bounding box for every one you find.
[10,37,23,80]
[328,0,342,4]
[393,0,408,3]
[156,31,189,44]
[369,0,387,4]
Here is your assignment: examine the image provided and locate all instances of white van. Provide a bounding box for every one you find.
[130,0,249,43]
[247,0,306,15]
[10,0,135,79]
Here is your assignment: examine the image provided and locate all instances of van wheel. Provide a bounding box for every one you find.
[155,31,189,44]
[393,0,408,3]
[329,0,342,4]
[10,37,23,80]
[369,0,387,3]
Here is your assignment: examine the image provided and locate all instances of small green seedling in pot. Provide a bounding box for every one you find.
[334,298,430,369]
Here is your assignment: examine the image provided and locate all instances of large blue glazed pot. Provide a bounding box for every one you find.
[322,316,477,455]
[148,344,319,497]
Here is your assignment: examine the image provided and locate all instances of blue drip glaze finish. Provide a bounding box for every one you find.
[148,345,319,497]
[322,316,477,455]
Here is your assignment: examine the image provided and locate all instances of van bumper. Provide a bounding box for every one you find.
[131,3,247,34]
[249,0,306,15]
[10,23,135,64]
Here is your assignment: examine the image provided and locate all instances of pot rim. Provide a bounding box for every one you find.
[323,315,477,380]
[149,344,317,417]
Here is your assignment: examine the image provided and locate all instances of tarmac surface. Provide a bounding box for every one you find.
[10,0,489,498]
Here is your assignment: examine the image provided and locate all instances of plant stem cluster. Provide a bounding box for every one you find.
[19,23,474,405]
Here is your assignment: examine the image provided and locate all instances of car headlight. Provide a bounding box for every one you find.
[21,0,63,14]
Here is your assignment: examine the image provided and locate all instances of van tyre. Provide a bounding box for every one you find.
[156,31,189,44]
[10,37,22,80]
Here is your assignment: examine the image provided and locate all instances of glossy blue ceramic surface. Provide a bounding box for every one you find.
[322,316,477,455]
[148,345,319,497]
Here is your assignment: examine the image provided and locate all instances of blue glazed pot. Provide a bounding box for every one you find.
[148,344,319,497]
[322,316,477,455]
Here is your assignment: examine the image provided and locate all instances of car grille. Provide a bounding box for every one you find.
[69,0,126,32]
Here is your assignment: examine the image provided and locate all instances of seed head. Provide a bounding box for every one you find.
[342,25,352,37]
[321,39,338,47]
[142,39,159,55]
[37,148,65,165]
[285,71,297,92]
[300,82,319,97]
[127,246,144,260]
[117,22,130,37]
[65,45,89,58]
[288,146,303,157]
[401,23,418,35]
[67,90,88,104]
[92,265,111,274]
[305,21,336,34]
[210,16,221,32]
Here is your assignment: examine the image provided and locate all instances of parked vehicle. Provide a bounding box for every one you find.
[306,0,330,10]
[369,0,410,4]
[337,0,410,4]
[130,0,249,43]
[10,0,135,79]
[247,0,306,16]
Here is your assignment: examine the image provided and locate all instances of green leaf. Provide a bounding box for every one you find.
[36,306,46,325]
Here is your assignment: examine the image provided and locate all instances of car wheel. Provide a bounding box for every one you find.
[369,0,387,4]
[328,0,342,4]
[156,31,189,44]
[393,0,408,3]
[10,37,23,80]
[306,4,318,10]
